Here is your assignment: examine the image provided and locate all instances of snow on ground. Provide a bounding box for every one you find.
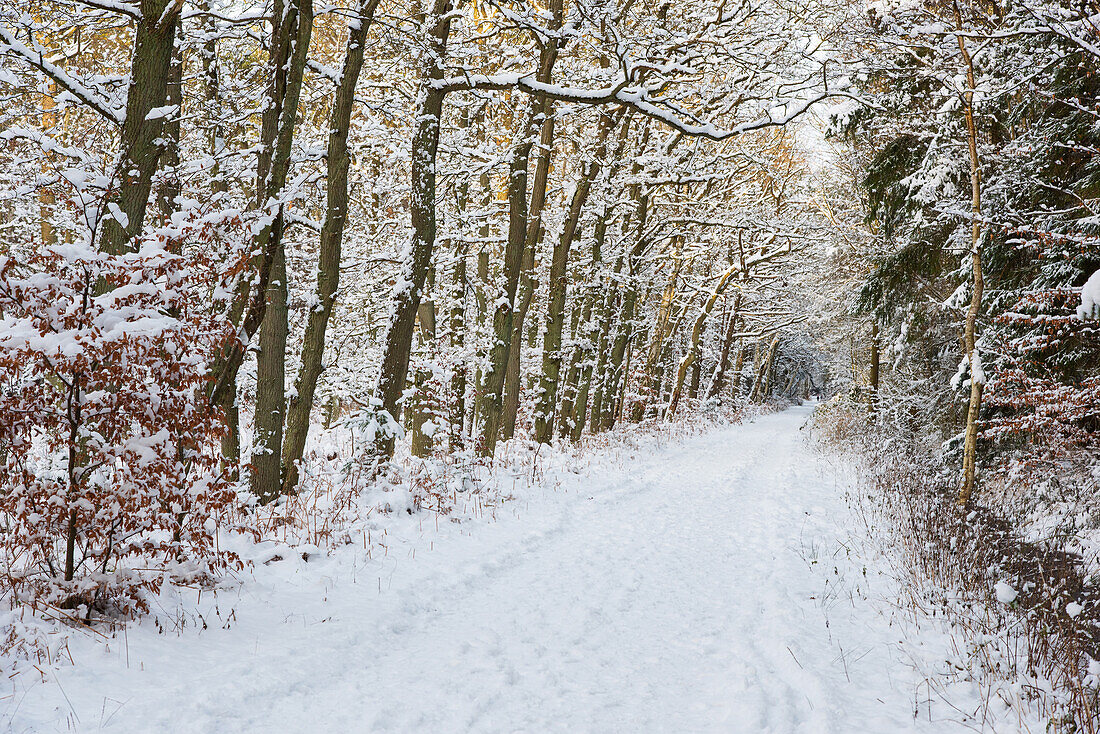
[4,406,1023,732]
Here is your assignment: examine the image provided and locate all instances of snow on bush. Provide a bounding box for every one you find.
[0,240,237,621]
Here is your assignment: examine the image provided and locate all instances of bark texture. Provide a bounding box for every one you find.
[372,0,453,460]
[532,111,617,442]
[248,0,315,504]
[100,0,182,255]
[476,0,562,456]
[282,0,380,493]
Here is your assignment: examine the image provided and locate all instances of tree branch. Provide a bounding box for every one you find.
[0,25,124,124]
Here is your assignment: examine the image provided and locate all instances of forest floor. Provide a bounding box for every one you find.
[4,405,1036,733]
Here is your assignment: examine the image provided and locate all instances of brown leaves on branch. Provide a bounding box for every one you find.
[0,233,239,617]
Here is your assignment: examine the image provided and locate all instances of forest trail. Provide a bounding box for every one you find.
[9,407,977,733]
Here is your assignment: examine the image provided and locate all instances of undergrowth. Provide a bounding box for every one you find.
[811,394,1100,732]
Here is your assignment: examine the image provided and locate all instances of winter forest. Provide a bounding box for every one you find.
[0,0,1098,729]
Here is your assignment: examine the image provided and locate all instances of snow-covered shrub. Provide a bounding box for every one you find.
[0,240,236,617]
[807,394,866,447]
[816,396,1100,730]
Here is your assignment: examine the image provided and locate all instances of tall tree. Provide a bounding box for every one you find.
[371,0,454,460]
[249,0,315,504]
[282,0,382,494]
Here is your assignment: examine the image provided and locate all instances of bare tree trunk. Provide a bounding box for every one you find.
[588,308,615,431]
[99,0,182,255]
[587,217,616,432]
[531,210,575,442]
[64,369,83,582]
[252,244,290,504]
[156,33,182,222]
[557,300,588,439]
[652,304,688,418]
[600,127,651,430]
[448,104,490,449]
[449,173,471,450]
[247,0,315,504]
[478,118,533,456]
[732,342,745,397]
[708,291,741,399]
[450,251,467,450]
[748,340,765,402]
[198,10,238,480]
[615,338,634,425]
[642,236,684,410]
[761,337,779,399]
[688,357,701,400]
[603,249,644,429]
[470,246,490,431]
[502,237,537,441]
[571,358,594,442]
[571,296,599,441]
[669,283,728,415]
[574,117,631,434]
[954,0,985,510]
[532,113,618,441]
[371,0,453,460]
[282,0,380,493]
[477,1,562,456]
[410,293,438,457]
[869,320,880,416]
[668,237,784,415]
[207,0,313,444]
[40,82,58,246]
[750,335,779,403]
[200,3,226,197]
[502,98,556,440]
[750,348,765,403]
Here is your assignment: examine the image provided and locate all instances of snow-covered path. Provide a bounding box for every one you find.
[8,406,977,733]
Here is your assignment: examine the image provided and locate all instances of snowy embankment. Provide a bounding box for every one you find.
[5,406,1029,732]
